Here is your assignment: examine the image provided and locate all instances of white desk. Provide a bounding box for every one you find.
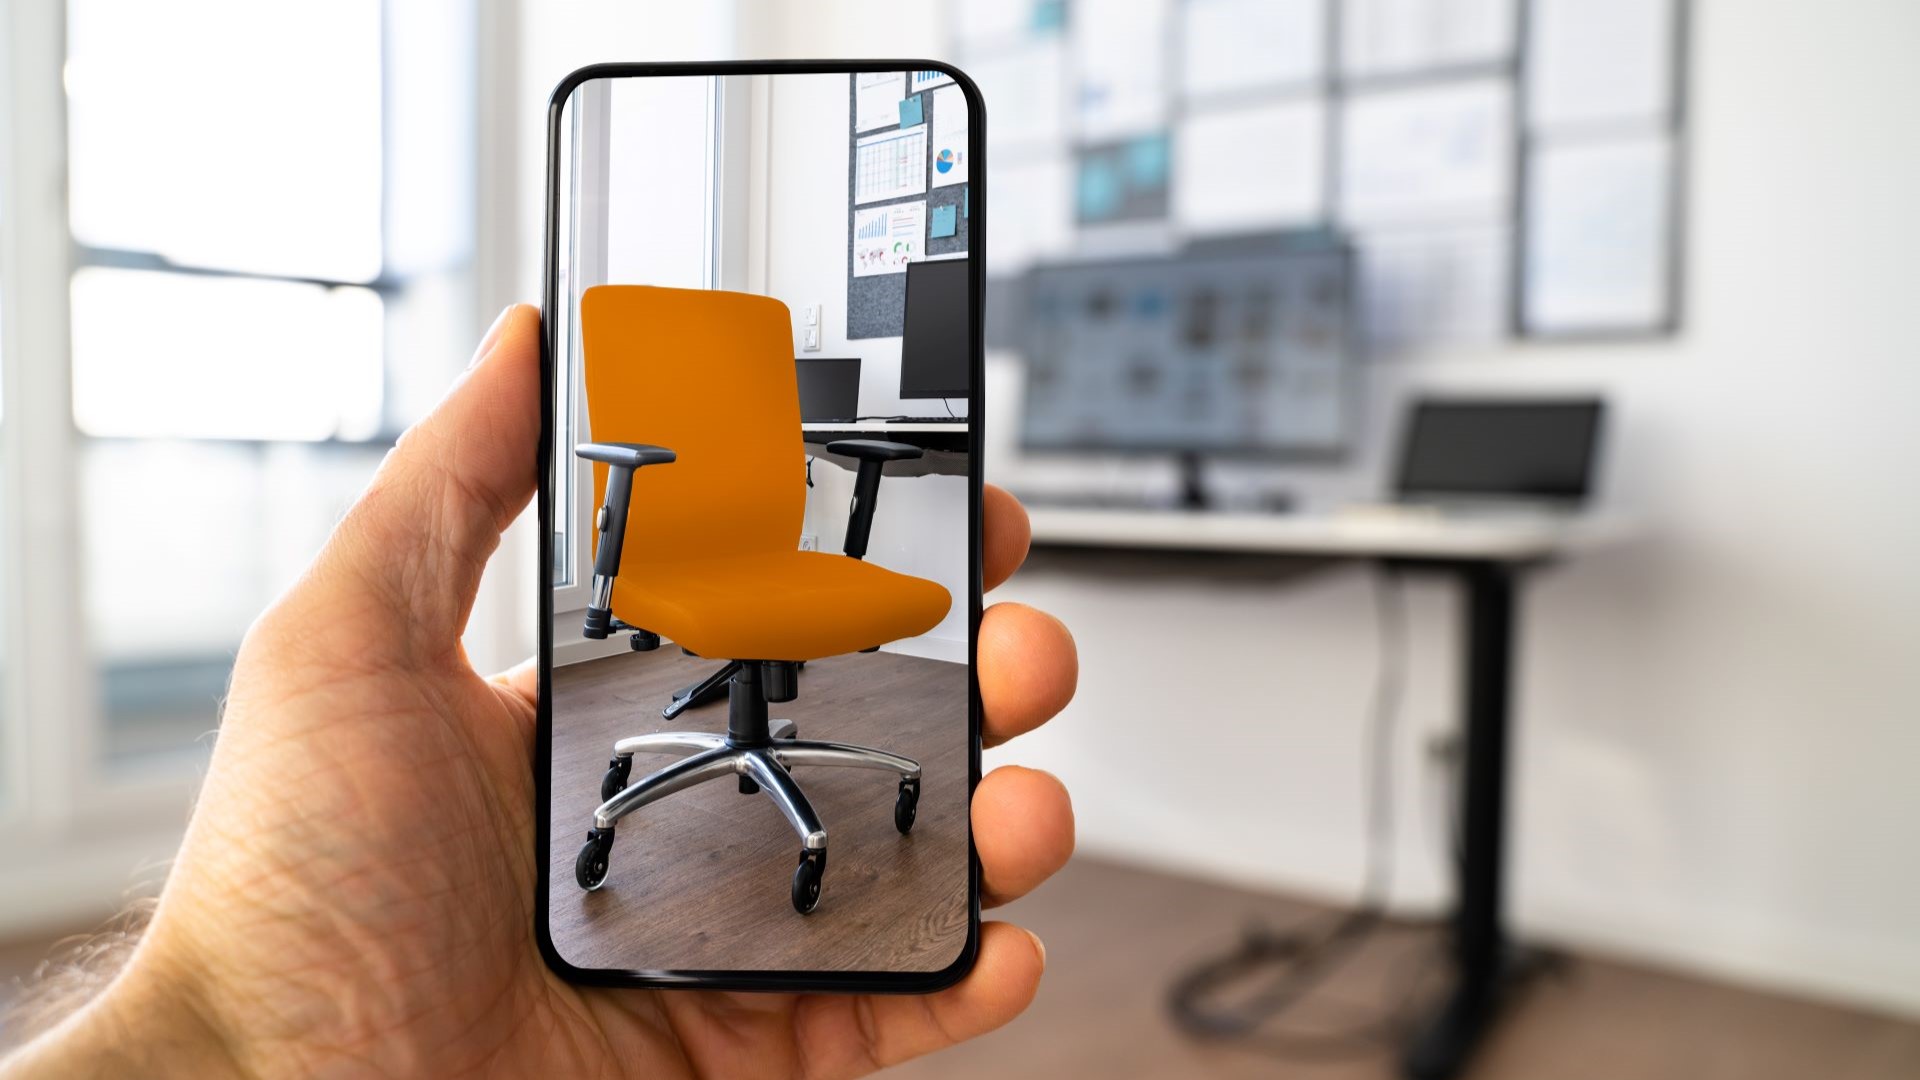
[800,421,967,435]
[1026,503,1621,1080]
[801,422,970,474]
[1026,506,1605,563]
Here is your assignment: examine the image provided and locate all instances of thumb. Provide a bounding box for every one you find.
[297,303,541,664]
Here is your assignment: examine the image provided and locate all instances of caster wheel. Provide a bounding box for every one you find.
[576,828,614,891]
[740,776,761,795]
[792,849,827,914]
[600,756,633,802]
[894,779,921,834]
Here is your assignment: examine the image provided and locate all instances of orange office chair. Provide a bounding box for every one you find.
[570,284,952,913]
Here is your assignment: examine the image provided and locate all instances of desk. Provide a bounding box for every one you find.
[802,421,969,474]
[1027,506,1613,1080]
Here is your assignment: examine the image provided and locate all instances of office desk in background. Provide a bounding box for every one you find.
[1027,506,1623,1080]
[802,421,969,475]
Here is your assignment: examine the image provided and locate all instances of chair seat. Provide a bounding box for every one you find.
[611,550,952,661]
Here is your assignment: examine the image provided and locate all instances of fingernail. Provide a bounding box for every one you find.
[469,306,516,368]
[1027,930,1047,967]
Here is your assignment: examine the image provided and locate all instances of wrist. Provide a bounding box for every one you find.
[2,935,246,1080]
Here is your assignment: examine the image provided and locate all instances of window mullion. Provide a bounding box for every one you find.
[0,0,101,831]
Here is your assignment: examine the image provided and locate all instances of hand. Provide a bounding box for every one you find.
[1,306,1078,1079]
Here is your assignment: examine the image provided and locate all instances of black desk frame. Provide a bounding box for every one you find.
[1389,556,1531,1080]
[1034,540,1544,1079]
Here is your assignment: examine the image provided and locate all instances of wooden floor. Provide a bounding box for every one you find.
[548,648,970,974]
[887,857,1920,1080]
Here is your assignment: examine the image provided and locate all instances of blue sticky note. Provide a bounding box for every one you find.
[963,186,969,218]
[1032,0,1066,31]
[1127,134,1170,188]
[1077,159,1121,221]
[898,94,923,127]
[930,204,958,238]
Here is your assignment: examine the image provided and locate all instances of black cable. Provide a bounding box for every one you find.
[1166,566,1428,1058]
[941,396,957,418]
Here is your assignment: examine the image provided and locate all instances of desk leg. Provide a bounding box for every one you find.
[1405,562,1517,1080]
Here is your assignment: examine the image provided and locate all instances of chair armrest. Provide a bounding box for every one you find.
[575,442,675,638]
[575,442,677,468]
[825,439,923,463]
[827,441,923,560]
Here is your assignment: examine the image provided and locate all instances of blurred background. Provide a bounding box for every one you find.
[1,1,1917,1077]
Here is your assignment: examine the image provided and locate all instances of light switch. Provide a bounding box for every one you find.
[803,326,821,351]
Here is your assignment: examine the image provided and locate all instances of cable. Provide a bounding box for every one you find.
[1166,566,1430,1059]
[941,396,957,418]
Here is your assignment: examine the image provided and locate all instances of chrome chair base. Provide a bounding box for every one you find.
[573,718,922,913]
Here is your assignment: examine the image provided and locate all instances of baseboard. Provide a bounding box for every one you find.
[1075,835,1920,1021]
[0,829,186,941]
[1516,894,1920,1021]
[881,634,967,664]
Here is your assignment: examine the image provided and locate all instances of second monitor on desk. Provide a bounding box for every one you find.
[1019,234,1354,508]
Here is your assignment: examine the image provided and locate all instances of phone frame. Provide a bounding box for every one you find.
[535,59,987,994]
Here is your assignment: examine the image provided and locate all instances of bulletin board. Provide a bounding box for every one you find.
[953,0,1691,350]
[846,71,973,339]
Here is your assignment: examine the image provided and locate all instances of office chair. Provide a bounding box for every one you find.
[570,284,952,914]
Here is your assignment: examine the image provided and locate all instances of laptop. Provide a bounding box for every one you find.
[1391,398,1606,517]
[795,357,861,423]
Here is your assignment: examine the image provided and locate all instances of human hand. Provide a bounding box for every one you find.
[1,305,1078,1079]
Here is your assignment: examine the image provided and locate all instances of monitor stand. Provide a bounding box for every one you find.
[1175,452,1293,514]
[1176,452,1210,511]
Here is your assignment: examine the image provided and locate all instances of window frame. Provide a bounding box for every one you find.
[0,0,495,936]
[549,73,729,620]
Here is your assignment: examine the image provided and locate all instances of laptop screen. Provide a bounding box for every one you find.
[1395,399,1605,504]
[795,357,861,422]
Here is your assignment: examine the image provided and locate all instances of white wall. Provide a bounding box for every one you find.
[981,0,1920,1019]
[505,0,1920,1020]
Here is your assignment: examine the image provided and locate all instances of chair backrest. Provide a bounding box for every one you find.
[580,285,804,568]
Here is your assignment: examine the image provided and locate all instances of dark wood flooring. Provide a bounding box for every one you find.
[548,648,970,973]
[886,857,1920,1080]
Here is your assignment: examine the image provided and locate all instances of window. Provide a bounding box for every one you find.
[549,74,722,598]
[63,0,478,760]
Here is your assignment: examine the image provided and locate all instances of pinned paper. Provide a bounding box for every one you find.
[930,204,958,238]
[1077,158,1122,221]
[1127,133,1170,187]
[897,93,924,127]
[963,186,969,218]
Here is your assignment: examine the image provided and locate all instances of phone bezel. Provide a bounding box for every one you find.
[535,59,986,994]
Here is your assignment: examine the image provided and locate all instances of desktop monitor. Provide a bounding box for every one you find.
[900,258,971,400]
[1018,241,1354,460]
[794,357,861,422]
[1394,398,1606,505]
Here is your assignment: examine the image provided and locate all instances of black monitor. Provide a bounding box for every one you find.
[1019,238,1354,461]
[900,258,971,399]
[795,357,861,422]
[1394,398,1606,504]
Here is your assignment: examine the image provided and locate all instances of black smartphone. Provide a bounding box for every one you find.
[536,61,984,993]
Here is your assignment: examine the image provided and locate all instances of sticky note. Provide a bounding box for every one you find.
[898,94,923,127]
[930,204,958,238]
[1127,134,1170,188]
[963,186,969,218]
[1032,0,1066,31]
[1077,159,1121,221]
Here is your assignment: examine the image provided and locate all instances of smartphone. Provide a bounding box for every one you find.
[536,61,984,993]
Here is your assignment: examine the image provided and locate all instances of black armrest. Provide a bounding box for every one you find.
[825,438,923,463]
[826,441,922,560]
[574,442,676,638]
[575,442,677,468]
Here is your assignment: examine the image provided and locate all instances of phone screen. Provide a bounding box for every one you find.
[538,63,982,991]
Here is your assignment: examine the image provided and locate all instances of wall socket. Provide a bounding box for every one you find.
[799,533,819,551]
